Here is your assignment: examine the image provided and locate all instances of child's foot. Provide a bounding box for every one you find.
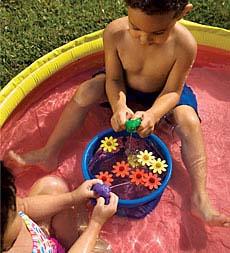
[93,238,113,253]
[8,149,58,172]
[191,193,230,227]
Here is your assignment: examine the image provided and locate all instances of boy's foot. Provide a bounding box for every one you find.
[191,193,230,227]
[8,149,58,172]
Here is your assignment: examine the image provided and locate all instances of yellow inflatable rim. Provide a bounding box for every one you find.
[0,20,229,127]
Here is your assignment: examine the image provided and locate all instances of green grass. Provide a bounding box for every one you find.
[188,0,230,28]
[0,0,229,88]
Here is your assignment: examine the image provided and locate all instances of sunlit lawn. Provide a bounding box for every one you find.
[0,0,229,88]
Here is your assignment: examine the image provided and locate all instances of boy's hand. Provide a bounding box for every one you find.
[134,110,157,138]
[111,105,134,132]
[90,192,118,226]
[71,179,103,202]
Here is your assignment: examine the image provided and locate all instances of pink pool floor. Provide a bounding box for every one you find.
[1,45,230,253]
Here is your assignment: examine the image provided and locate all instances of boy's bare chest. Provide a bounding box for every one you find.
[117,41,175,79]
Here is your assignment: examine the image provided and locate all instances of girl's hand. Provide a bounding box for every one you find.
[90,192,118,226]
[72,179,103,202]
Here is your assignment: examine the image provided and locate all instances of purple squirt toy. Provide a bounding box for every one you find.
[92,183,111,205]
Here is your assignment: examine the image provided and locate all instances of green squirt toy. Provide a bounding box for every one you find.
[125,118,142,133]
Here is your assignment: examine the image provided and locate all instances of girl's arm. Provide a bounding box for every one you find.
[18,179,101,221]
[17,192,74,221]
[68,193,118,253]
[68,220,102,253]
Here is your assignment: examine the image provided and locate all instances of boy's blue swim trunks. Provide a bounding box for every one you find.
[126,85,198,115]
[93,68,199,118]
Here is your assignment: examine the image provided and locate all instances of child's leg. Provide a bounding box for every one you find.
[28,176,70,231]
[173,105,230,227]
[28,176,80,248]
[30,176,110,250]
[9,74,106,171]
[28,176,69,196]
[51,201,88,249]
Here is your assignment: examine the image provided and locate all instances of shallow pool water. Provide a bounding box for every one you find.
[1,45,230,253]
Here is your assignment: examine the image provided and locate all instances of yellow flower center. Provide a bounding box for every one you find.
[156,162,162,168]
[106,141,112,146]
[143,155,149,160]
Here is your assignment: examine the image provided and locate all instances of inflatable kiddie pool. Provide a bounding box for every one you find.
[0,20,229,252]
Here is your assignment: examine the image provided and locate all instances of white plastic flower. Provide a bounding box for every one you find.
[137,150,155,166]
[149,158,168,174]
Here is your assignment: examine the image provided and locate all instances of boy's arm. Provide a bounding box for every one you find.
[103,23,126,112]
[103,23,134,130]
[136,33,197,137]
[148,35,197,122]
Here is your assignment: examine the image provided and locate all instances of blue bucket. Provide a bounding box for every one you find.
[82,128,172,218]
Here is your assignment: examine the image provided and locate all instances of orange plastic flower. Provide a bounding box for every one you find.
[143,173,161,190]
[129,168,147,186]
[112,161,131,178]
[95,171,114,186]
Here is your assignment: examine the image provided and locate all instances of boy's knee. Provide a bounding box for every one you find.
[175,110,200,138]
[73,75,105,107]
[29,176,69,196]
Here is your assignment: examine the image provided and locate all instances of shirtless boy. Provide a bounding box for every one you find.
[9,0,230,227]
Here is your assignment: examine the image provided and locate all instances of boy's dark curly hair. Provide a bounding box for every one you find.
[125,0,188,15]
[0,161,16,249]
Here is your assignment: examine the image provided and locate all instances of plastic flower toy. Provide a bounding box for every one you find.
[112,161,131,178]
[96,171,114,186]
[100,136,118,152]
[127,154,141,168]
[137,150,155,166]
[129,168,147,186]
[143,173,161,190]
[149,158,168,174]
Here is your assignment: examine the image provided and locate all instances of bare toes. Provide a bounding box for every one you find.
[8,150,26,165]
[208,214,230,227]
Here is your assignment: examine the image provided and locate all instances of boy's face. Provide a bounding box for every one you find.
[128,7,178,45]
